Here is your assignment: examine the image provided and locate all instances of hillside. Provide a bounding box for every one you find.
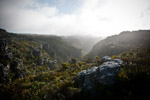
[0,29,81,83]
[0,29,150,100]
[73,47,150,100]
[86,30,150,58]
[1,43,150,100]
[0,29,82,62]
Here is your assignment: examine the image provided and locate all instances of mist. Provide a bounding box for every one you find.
[0,0,150,37]
[1,1,150,100]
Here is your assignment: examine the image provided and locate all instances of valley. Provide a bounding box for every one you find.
[0,29,150,100]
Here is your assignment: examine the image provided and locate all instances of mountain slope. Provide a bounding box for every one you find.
[0,29,82,62]
[0,29,82,83]
[1,29,150,100]
[86,30,150,58]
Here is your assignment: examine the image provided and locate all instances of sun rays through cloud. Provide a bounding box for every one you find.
[0,0,150,37]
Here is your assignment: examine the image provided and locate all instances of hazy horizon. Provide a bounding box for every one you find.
[0,0,150,37]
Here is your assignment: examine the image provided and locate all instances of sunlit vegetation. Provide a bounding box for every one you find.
[0,29,150,100]
[1,47,150,100]
[0,57,95,100]
[72,47,150,100]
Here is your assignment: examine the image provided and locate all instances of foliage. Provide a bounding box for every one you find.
[62,63,70,70]
[95,56,102,66]
[75,47,150,100]
[87,30,150,58]
[0,29,83,100]
[1,29,150,100]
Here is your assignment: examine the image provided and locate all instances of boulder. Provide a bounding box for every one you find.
[101,56,111,62]
[75,56,123,90]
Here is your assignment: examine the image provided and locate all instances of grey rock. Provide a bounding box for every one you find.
[32,49,41,57]
[112,59,123,65]
[101,56,111,62]
[47,60,57,70]
[75,56,123,90]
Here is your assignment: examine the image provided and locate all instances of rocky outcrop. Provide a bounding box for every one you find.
[75,56,123,90]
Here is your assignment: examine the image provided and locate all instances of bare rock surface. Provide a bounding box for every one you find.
[75,56,124,90]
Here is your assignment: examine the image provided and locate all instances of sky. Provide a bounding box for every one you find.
[0,0,150,37]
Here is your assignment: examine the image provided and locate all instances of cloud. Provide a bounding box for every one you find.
[0,0,150,37]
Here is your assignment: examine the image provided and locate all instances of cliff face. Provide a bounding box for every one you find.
[86,30,150,58]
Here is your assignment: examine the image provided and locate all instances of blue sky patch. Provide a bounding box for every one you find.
[37,0,84,14]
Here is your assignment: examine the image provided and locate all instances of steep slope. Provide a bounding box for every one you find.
[0,29,81,83]
[0,29,82,62]
[86,30,150,58]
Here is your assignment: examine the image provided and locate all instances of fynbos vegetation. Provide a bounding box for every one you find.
[0,29,150,100]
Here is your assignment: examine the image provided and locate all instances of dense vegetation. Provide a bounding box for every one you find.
[87,30,150,58]
[0,29,150,100]
[0,29,82,84]
[74,47,150,100]
[0,29,82,63]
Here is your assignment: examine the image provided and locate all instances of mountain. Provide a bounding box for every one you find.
[1,29,150,100]
[86,30,150,58]
[0,29,82,83]
[0,29,82,62]
[62,36,101,55]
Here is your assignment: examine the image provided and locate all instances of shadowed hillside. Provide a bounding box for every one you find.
[86,30,150,58]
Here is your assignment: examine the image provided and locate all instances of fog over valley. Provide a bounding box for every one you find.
[0,0,150,37]
[0,0,150,100]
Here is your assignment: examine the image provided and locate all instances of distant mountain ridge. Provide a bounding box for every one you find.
[86,30,150,58]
